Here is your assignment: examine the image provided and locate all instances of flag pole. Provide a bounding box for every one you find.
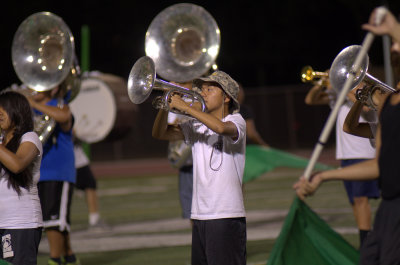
[303,7,388,180]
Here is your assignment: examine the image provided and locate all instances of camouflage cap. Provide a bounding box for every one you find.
[192,70,240,113]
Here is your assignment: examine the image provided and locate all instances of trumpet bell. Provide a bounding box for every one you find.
[127,56,156,104]
[145,3,220,82]
[300,65,329,83]
[329,45,369,93]
[127,56,206,115]
[11,12,75,92]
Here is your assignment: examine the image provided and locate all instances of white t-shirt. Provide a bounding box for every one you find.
[181,113,246,220]
[74,143,90,168]
[0,132,43,229]
[168,112,193,167]
[336,104,376,160]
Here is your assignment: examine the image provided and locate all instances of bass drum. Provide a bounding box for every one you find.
[70,72,137,143]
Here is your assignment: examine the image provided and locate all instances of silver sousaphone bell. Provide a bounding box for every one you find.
[128,3,220,115]
[12,12,76,92]
[11,12,80,143]
[145,3,220,83]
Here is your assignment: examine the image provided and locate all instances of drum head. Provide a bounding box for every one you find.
[70,77,117,143]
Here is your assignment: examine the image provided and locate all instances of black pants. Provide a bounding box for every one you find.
[191,218,246,265]
[0,228,42,265]
[360,197,400,265]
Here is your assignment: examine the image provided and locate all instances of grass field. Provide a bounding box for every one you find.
[37,167,379,265]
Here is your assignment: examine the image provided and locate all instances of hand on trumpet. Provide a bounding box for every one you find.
[169,94,191,113]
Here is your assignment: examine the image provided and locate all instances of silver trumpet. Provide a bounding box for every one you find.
[127,56,206,115]
[329,45,396,110]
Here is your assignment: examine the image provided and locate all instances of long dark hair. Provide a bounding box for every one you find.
[0,91,35,195]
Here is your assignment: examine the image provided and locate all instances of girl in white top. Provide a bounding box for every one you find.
[0,91,43,265]
[153,71,246,265]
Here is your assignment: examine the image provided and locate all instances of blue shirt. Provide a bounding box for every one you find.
[35,98,76,183]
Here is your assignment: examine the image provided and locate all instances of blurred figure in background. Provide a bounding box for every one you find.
[73,139,108,231]
[237,84,270,147]
[166,81,194,226]
[28,86,80,265]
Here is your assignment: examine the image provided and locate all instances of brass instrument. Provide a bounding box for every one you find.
[329,45,396,111]
[127,56,206,114]
[144,3,220,83]
[301,65,329,84]
[128,3,221,115]
[130,3,220,168]
[11,12,79,143]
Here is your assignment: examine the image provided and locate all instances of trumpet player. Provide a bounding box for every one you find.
[294,7,400,265]
[304,68,379,248]
[344,39,400,139]
[152,71,247,265]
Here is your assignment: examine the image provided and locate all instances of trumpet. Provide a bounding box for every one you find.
[300,65,329,84]
[127,56,206,115]
[329,45,396,110]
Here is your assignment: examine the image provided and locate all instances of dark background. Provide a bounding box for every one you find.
[2,0,400,160]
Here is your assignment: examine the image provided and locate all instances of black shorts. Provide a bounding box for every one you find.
[75,165,97,190]
[0,228,42,265]
[37,181,74,232]
[192,218,247,265]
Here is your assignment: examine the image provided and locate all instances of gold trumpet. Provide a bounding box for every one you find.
[301,65,329,84]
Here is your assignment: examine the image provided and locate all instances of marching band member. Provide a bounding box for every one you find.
[0,91,43,265]
[152,71,247,265]
[73,138,108,231]
[237,84,270,147]
[27,86,80,265]
[344,39,400,139]
[167,81,194,225]
[294,8,400,264]
[304,71,379,248]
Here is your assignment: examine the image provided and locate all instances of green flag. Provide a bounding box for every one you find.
[244,145,332,183]
[266,196,359,265]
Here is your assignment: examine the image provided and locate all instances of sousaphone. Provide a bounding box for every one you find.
[11,12,79,143]
[145,3,220,83]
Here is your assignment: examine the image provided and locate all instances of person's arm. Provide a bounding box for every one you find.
[28,98,73,132]
[343,100,374,138]
[152,108,185,141]
[304,81,331,105]
[294,158,379,200]
[0,141,39,174]
[246,119,269,147]
[169,94,238,139]
[362,8,400,44]
[294,122,382,200]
